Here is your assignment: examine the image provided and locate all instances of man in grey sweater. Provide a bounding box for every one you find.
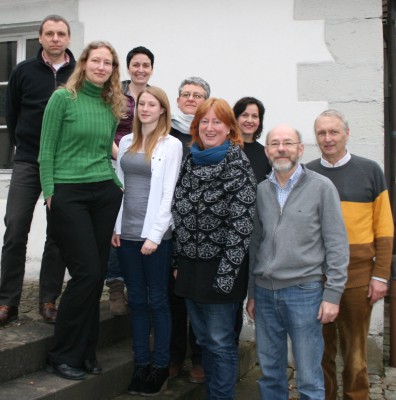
[246,124,349,400]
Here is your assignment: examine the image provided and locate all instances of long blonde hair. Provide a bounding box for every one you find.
[64,41,125,119]
[130,86,171,162]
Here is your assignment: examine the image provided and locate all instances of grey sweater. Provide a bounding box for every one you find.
[248,165,349,305]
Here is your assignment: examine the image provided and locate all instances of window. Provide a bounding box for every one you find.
[0,34,40,168]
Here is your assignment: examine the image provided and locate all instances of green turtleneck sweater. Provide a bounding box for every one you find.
[39,80,122,199]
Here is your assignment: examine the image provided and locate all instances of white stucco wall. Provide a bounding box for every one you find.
[78,0,331,145]
[0,0,384,157]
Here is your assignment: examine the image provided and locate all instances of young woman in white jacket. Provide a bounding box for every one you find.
[112,86,182,396]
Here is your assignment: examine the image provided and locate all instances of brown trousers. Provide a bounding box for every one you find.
[322,285,372,400]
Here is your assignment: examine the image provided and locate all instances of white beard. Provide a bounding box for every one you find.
[272,159,296,172]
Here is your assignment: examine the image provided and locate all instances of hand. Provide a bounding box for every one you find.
[112,142,119,160]
[46,196,52,210]
[173,269,178,279]
[317,301,339,324]
[368,279,388,305]
[111,233,121,247]
[141,239,158,255]
[246,298,255,320]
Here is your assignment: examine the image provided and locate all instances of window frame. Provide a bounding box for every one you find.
[0,33,38,129]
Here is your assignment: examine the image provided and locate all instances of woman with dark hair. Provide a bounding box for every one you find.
[233,97,271,183]
[232,97,271,346]
[106,46,155,315]
[172,98,256,400]
[39,41,125,380]
[112,86,182,396]
[112,45,155,156]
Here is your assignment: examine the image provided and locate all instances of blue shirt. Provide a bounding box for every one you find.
[269,164,303,210]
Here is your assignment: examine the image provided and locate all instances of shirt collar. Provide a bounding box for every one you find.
[269,163,303,189]
[42,50,70,71]
[320,150,351,168]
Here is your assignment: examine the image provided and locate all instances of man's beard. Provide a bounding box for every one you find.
[271,157,298,172]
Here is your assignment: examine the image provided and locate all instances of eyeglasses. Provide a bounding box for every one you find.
[180,92,205,100]
[267,141,300,149]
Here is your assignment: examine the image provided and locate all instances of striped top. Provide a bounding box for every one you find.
[39,80,121,199]
[306,155,394,288]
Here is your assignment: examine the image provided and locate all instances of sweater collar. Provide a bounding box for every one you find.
[82,80,104,97]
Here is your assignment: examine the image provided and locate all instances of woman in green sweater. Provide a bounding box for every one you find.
[39,41,125,381]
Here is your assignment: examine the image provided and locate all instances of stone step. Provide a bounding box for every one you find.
[0,302,130,383]
[0,341,257,400]
[0,339,133,400]
[0,300,257,400]
[111,341,256,400]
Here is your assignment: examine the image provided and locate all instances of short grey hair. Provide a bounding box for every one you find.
[314,109,349,132]
[178,77,211,99]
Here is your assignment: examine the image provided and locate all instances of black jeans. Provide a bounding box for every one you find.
[48,180,123,366]
[0,161,66,306]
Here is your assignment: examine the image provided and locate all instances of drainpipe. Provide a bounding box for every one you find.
[387,0,396,368]
[391,259,396,367]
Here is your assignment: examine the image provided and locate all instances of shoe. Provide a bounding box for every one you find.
[84,359,102,374]
[189,364,205,384]
[169,362,182,379]
[47,362,86,380]
[128,364,151,395]
[140,366,169,396]
[108,281,130,316]
[39,302,57,324]
[0,305,18,327]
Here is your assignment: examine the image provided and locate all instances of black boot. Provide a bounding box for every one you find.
[140,366,169,396]
[127,364,151,395]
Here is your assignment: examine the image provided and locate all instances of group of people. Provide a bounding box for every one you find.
[0,13,393,400]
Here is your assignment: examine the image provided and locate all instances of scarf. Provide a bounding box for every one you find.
[171,113,194,135]
[191,140,230,165]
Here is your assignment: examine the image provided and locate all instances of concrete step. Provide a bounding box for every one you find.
[0,338,256,400]
[111,341,257,400]
[0,300,257,400]
[0,341,257,400]
[0,302,130,383]
[0,339,133,400]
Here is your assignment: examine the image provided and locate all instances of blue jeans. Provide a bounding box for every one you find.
[118,238,172,367]
[254,282,325,400]
[105,246,123,283]
[186,300,239,400]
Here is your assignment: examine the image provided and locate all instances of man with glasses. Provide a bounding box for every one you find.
[307,110,394,400]
[168,76,210,383]
[0,15,75,326]
[247,124,349,400]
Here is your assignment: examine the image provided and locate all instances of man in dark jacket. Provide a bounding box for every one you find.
[0,15,75,326]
